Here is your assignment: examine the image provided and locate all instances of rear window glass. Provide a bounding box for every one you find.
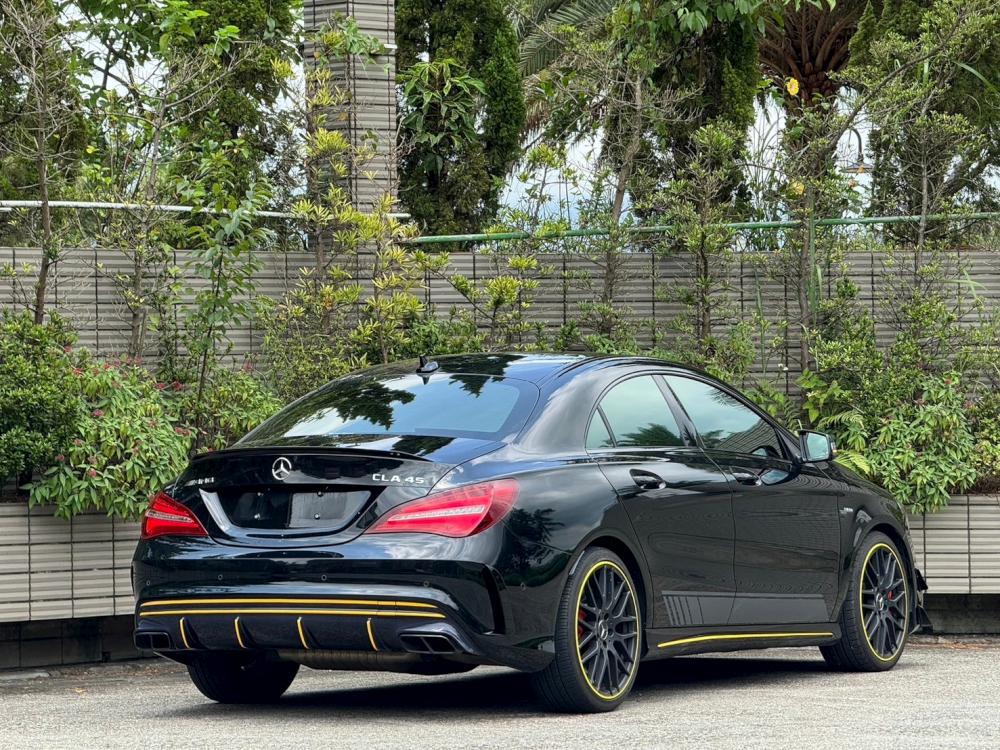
[244,373,537,442]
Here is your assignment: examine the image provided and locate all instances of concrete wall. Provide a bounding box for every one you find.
[305,0,397,209]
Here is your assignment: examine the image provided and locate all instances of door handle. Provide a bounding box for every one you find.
[732,470,762,487]
[630,469,667,490]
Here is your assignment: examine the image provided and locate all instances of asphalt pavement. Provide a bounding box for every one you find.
[0,637,996,750]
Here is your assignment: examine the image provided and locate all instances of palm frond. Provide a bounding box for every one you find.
[518,0,618,76]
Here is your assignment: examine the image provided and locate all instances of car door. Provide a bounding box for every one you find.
[664,375,842,625]
[587,374,736,629]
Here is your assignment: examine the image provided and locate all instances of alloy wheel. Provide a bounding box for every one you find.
[860,543,908,661]
[575,561,639,699]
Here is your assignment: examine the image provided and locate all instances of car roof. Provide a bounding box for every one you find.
[426,352,697,385]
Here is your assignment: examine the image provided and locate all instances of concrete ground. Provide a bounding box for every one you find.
[0,637,997,750]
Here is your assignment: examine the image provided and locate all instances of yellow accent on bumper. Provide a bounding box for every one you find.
[179,617,191,649]
[140,608,445,619]
[140,597,437,610]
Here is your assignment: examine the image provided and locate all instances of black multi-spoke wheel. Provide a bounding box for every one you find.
[575,561,639,698]
[821,532,910,672]
[532,547,642,712]
[861,543,908,660]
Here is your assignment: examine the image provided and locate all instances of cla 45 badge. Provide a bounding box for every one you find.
[372,473,426,484]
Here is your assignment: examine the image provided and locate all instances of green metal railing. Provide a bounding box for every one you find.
[403,211,1000,246]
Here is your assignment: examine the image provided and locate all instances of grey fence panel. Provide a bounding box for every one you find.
[0,503,140,623]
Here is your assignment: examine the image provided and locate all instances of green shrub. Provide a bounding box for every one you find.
[868,372,976,512]
[967,393,1000,492]
[803,301,978,511]
[25,358,190,518]
[0,313,82,486]
[176,367,283,451]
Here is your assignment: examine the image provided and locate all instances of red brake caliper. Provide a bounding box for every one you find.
[577,608,586,640]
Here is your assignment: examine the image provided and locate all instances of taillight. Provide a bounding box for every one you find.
[366,479,519,538]
[141,491,208,540]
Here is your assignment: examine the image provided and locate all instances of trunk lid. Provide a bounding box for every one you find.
[171,435,500,548]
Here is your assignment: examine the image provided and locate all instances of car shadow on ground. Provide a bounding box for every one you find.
[161,654,846,720]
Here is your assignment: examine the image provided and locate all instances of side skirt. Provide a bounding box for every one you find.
[642,623,842,660]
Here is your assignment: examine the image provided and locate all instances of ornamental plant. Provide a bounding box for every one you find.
[174,366,283,452]
[25,357,191,519]
[0,313,82,487]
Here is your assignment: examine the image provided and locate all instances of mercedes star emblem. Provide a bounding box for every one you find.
[272,456,292,481]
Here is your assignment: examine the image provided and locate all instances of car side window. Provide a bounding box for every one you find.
[591,376,684,448]
[586,414,614,449]
[665,376,784,458]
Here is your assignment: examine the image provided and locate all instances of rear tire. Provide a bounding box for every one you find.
[531,547,642,713]
[187,653,299,703]
[821,531,910,672]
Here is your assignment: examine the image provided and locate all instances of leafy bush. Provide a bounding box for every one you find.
[176,367,283,451]
[802,295,979,511]
[0,313,82,487]
[25,358,190,518]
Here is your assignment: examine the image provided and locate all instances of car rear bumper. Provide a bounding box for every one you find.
[132,531,570,672]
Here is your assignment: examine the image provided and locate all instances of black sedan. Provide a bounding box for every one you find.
[133,353,928,712]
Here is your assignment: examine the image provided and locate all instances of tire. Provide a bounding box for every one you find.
[821,531,910,672]
[187,653,299,703]
[531,547,642,713]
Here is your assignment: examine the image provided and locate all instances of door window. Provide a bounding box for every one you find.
[590,376,683,448]
[665,376,783,457]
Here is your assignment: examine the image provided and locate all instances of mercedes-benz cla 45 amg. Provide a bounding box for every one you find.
[133,354,928,712]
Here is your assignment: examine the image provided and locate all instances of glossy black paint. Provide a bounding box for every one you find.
[133,353,927,674]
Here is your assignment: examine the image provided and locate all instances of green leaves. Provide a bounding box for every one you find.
[24,358,191,519]
[0,313,82,485]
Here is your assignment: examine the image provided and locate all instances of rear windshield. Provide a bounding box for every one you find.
[244,372,538,442]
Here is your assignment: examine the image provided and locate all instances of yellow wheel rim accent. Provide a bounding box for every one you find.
[859,542,909,662]
[573,560,640,702]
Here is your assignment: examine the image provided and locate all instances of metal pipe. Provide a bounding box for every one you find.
[0,200,409,221]
[402,212,1000,246]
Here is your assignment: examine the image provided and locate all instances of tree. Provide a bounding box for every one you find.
[850,0,1000,220]
[79,0,252,358]
[397,0,526,234]
[0,0,87,323]
[518,0,764,221]
[163,0,298,187]
[759,0,870,104]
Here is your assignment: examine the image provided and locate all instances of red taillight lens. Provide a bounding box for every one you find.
[365,479,519,538]
[141,491,208,540]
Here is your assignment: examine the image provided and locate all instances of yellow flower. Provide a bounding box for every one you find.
[789,180,805,196]
[786,77,800,97]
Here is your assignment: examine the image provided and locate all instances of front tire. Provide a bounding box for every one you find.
[187,653,299,703]
[821,531,910,671]
[531,547,642,713]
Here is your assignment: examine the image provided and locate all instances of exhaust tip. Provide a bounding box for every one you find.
[399,633,459,655]
[134,631,173,650]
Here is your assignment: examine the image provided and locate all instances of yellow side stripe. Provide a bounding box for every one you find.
[234,617,247,649]
[296,617,310,650]
[366,618,378,651]
[141,598,438,610]
[143,608,446,619]
[658,631,834,649]
[179,617,191,649]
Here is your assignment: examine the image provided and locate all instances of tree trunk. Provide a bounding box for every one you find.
[32,149,52,325]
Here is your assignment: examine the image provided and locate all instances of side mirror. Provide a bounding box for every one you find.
[799,431,835,463]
